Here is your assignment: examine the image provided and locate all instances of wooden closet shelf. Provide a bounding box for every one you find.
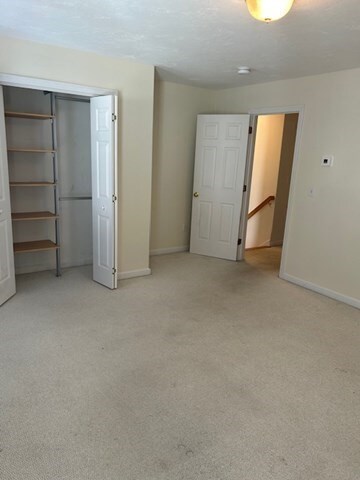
[5,111,54,120]
[12,211,59,221]
[7,148,56,153]
[10,182,56,187]
[14,240,59,254]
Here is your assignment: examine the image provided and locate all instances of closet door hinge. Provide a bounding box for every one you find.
[112,113,117,122]
[249,126,253,134]
[238,239,242,246]
[112,194,117,203]
[112,267,117,275]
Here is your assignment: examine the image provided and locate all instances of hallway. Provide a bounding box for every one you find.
[245,246,282,275]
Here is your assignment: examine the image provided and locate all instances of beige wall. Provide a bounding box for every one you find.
[151,80,215,252]
[214,69,360,303]
[246,114,284,249]
[0,35,155,275]
[3,34,360,305]
[271,113,298,246]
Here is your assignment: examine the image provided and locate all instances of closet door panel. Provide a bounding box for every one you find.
[0,87,16,305]
[90,95,117,289]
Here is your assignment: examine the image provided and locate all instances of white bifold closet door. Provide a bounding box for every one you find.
[90,95,117,289]
[0,86,16,306]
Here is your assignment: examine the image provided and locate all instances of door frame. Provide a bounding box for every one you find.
[0,73,119,284]
[237,105,305,279]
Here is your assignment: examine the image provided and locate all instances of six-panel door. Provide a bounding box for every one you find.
[190,114,250,260]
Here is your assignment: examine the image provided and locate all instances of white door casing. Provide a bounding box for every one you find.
[190,114,250,260]
[90,95,117,289]
[0,86,16,305]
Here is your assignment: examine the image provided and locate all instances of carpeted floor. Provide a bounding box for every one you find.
[1,252,360,480]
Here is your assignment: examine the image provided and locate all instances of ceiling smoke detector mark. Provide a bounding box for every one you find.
[237,67,251,75]
[321,155,334,167]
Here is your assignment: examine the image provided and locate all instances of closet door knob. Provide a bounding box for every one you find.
[193,192,199,198]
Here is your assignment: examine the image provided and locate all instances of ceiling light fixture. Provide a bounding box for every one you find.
[245,0,295,22]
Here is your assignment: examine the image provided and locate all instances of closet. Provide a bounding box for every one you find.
[0,80,117,305]
[4,87,92,277]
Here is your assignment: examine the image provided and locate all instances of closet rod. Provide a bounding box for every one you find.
[59,196,92,201]
[55,95,90,103]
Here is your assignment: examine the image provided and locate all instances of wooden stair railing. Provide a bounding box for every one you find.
[248,196,275,219]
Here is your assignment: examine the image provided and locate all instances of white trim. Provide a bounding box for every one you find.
[117,268,152,280]
[15,259,92,275]
[150,246,189,256]
[0,73,115,96]
[249,105,304,116]
[281,272,360,310]
[269,240,283,247]
[237,114,258,261]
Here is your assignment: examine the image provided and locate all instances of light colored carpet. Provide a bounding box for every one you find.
[1,253,360,480]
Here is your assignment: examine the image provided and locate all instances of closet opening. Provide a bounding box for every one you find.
[4,87,92,277]
[0,77,118,305]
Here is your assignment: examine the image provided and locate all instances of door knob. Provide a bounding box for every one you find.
[193,192,199,198]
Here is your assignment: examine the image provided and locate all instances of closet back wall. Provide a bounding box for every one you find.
[57,97,92,269]
[4,87,92,274]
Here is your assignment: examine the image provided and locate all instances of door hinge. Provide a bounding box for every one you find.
[243,185,247,193]
[249,126,253,134]
[112,194,117,203]
[112,267,117,275]
[112,113,117,122]
[238,238,242,245]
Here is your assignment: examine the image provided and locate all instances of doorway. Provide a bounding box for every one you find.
[243,112,299,274]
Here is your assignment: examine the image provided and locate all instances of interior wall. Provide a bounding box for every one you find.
[246,114,284,249]
[213,68,360,304]
[57,97,92,268]
[0,35,155,276]
[151,79,215,253]
[271,113,298,246]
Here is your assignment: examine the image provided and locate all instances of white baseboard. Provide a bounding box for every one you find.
[117,268,152,280]
[270,240,283,247]
[15,264,52,275]
[150,246,189,256]
[281,272,360,310]
[246,239,270,250]
[15,258,92,275]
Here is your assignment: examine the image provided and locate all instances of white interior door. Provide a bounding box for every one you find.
[90,95,117,289]
[190,114,250,260]
[0,86,16,305]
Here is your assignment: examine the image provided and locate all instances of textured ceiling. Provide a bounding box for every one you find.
[1,0,360,88]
